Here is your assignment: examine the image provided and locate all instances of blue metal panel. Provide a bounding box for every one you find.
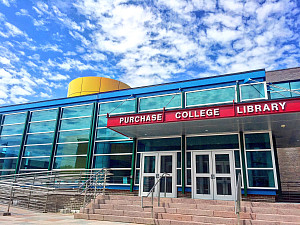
[105,185,131,190]
[242,189,277,195]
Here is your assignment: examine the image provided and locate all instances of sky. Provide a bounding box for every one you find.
[0,0,299,106]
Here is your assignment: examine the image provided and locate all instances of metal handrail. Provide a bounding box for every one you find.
[235,173,242,225]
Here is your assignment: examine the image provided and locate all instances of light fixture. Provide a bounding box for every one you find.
[205,129,208,132]
[281,124,286,128]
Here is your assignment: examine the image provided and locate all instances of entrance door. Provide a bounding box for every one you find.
[193,151,235,200]
[140,152,176,198]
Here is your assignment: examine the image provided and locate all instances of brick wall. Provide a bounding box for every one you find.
[266,67,300,83]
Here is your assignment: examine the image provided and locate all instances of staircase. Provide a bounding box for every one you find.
[75,194,300,225]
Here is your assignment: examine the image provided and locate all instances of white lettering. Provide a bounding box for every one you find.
[207,109,213,116]
[279,102,286,110]
[124,117,129,123]
[130,117,134,123]
[194,111,199,117]
[146,115,151,122]
[189,111,194,118]
[152,115,157,121]
[255,105,262,112]
[135,116,139,123]
[175,112,181,119]
[263,104,270,112]
[237,107,243,114]
[271,103,279,111]
[214,108,220,116]
[140,116,146,122]
[247,105,254,113]
[200,110,205,117]
[157,114,162,121]
[182,111,188,118]
[120,118,124,124]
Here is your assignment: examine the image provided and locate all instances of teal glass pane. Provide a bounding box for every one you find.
[23,145,52,157]
[0,135,22,147]
[0,158,17,170]
[139,94,181,111]
[28,121,56,133]
[234,150,241,168]
[97,116,107,127]
[136,153,140,168]
[21,157,49,169]
[30,109,58,122]
[137,137,181,152]
[270,82,290,91]
[186,87,235,106]
[186,169,191,185]
[240,83,266,100]
[99,100,135,115]
[290,81,300,90]
[96,128,128,141]
[186,152,191,168]
[58,130,89,143]
[2,113,26,125]
[53,156,87,169]
[245,133,271,149]
[246,151,273,168]
[60,117,91,130]
[93,155,132,168]
[94,141,133,154]
[177,152,181,168]
[270,91,291,99]
[0,146,19,157]
[0,124,24,135]
[248,170,275,187]
[0,170,14,176]
[106,170,131,184]
[56,143,88,155]
[186,134,239,150]
[177,169,181,185]
[62,104,93,118]
[26,133,54,145]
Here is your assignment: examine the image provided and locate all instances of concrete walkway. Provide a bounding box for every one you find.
[0,204,137,224]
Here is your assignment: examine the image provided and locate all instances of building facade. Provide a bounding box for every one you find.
[0,67,299,201]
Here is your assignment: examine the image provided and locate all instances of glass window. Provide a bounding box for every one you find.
[21,157,49,169]
[270,82,290,92]
[290,81,300,90]
[177,152,181,168]
[187,134,239,150]
[139,94,181,111]
[245,133,271,149]
[186,86,235,107]
[137,138,181,152]
[186,152,191,168]
[0,158,17,170]
[60,117,91,130]
[234,150,241,168]
[177,169,181,185]
[246,151,273,168]
[186,169,191,185]
[93,155,132,168]
[99,100,135,115]
[2,113,26,125]
[0,146,19,158]
[107,170,131,184]
[56,143,88,155]
[248,170,275,187]
[0,135,22,147]
[28,121,56,133]
[0,170,14,176]
[240,83,266,101]
[53,156,87,169]
[23,145,52,157]
[31,109,58,122]
[0,124,24,135]
[26,133,54,145]
[58,130,89,143]
[97,116,107,127]
[94,141,133,154]
[96,128,128,141]
[270,91,292,99]
[62,104,93,118]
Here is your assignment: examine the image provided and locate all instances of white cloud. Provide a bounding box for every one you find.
[81,52,106,62]
[5,22,26,37]
[0,0,15,7]
[0,56,10,65]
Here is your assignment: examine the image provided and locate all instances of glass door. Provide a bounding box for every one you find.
[193,151,235,200]
[159,153,176,198]
[140,153,157,196]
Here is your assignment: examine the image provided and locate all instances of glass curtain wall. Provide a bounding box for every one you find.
[53,104,93,170]
[139,93,181,112]
[21,108,58,171]
[94,99,135,185]
[0,112,27,175]
[240,83,267,101]
[270,80,300,99]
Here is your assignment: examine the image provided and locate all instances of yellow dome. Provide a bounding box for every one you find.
[67,77,131,97]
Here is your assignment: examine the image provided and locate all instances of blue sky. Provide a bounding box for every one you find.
[0,0,299,106]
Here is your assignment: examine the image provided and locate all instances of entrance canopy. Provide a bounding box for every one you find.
[107,98,300,148]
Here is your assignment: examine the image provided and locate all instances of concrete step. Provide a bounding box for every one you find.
[249,201,300,209]
[154,219,216,225]
[254,213,300,223]
[248,206,300,216]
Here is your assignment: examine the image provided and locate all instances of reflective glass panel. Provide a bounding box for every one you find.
[58,130,89,143]
[28,121,56,133]
[60,117,91,130]
[93,155,132,168]
[246,151,273,168]
[96,128,128,141]
[177,169,181,185]
[21,157,49,169]
[186,152,191,168]
[137,138,181,152]
[186,87,235,106]
[160,177,172,193]
[2,113,26,125]
[0,170,14,176]
[234,150,241,168]
[270,91,292,99]
[143,176,155,192]
[216,177,232,195]
[62,104,93,118]
[99,100,135,115]
[144,156,155,173]
[0,135,22,147]
[187,134,239,150]
[290,81,300,90]
[56,143,88,155]
[187,169,191,185]
[240,83,266,100]
[135,169,140,184]
[0,158,17,170]
[215,154,230,174]
[196,177,210,194]
[31,109,58,122]
[97,116,107,127]
[245,133,271,149]
[139,94,181,111]
[160,155,172,173]
[196,155,209,173]
[248,170,275,187]
[136,153,140,168]
[53,156,87,169]
[0,146,19,158]
[236,169,242,184]
[1,124,24,135]
[94,141,133,154]
[24,145,52,157]
[26,133,54,145]
[108,170,131,184]
[177,152,181,168]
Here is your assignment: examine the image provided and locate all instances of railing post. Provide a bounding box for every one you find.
[164,175,167,198]
[4,176,16,216]
[158,179,160,207]
[151,191,154,218]
[27,174,36,208]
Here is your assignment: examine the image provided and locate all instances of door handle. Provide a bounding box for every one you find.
[211,174,215,179]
